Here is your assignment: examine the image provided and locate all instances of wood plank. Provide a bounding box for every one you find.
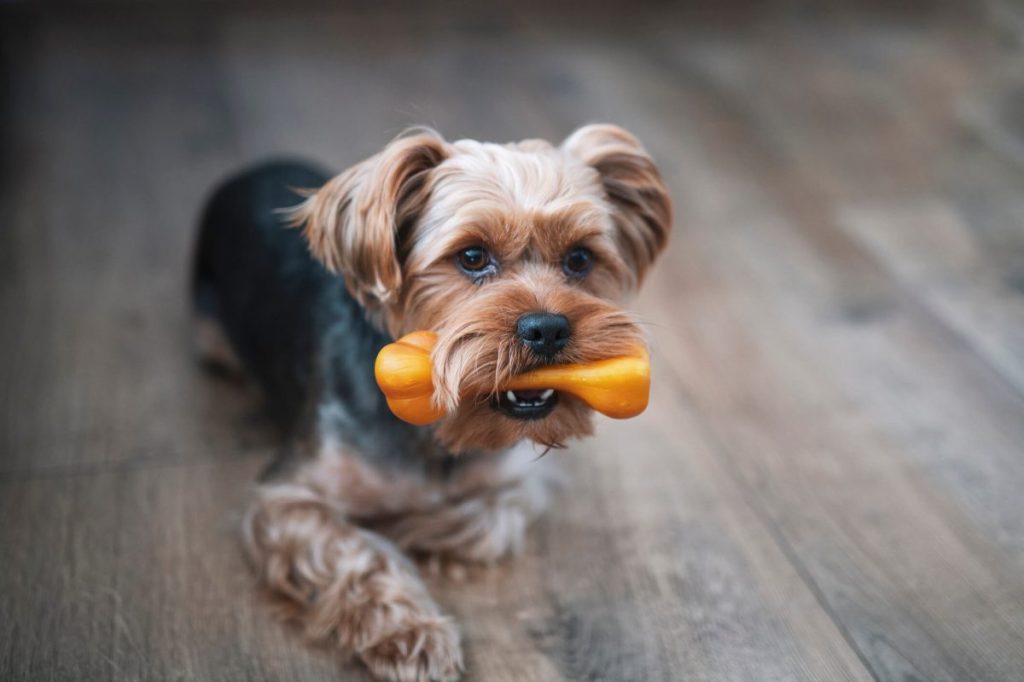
[0,11,276,474]
[671,22,1024,401]
[654,41,1024,681]
[660,27,1024,561]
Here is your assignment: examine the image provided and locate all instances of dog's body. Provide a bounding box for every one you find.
[192,126,670,681]
[193,161,445,465]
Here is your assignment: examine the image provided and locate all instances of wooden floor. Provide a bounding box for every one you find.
[3,2,1024,680]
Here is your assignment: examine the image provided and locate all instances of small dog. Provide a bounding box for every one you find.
[191,124,671,681]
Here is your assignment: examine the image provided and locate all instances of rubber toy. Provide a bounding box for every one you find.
[374,331,651,425]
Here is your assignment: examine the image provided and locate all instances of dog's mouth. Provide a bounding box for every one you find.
[493,388,559,420]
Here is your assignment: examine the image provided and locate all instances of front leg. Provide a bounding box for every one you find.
[243,481,463,682]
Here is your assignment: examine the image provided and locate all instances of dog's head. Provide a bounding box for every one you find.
[294,125,671,452]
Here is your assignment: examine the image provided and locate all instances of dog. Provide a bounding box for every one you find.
[191,124,671,681]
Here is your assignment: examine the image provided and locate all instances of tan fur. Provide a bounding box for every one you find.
[250,124,670,681]
[243,443,559,680]
[291,129,450,323]
[243,480,464,682]
[193,314,243,374]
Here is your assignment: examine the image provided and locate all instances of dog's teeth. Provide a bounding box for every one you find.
[540,389,554,400]
[506,390,518,403]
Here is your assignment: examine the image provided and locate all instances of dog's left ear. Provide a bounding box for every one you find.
[294,129,450,313]
[562,124,672,285]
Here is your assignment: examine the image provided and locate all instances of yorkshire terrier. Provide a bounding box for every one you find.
[191,124,671,681]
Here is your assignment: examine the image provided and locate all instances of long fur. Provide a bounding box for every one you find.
[193,124,670,681]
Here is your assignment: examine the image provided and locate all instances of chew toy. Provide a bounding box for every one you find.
[374,331,651,425]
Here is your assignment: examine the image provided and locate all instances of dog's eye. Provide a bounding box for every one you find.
[563,247,593,277]
[456,246,492,274]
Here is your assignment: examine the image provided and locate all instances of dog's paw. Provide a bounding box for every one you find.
[360,616,463,682]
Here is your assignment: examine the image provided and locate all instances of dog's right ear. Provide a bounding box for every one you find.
[291,129,449,315]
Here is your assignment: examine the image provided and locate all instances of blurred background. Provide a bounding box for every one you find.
[2,1,1024,680]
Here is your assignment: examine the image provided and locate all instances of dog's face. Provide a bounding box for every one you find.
[296,125,671,453]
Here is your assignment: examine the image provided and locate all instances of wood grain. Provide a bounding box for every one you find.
[2,3,1023,681]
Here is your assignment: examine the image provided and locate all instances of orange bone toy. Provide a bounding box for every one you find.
[374,331,651,425]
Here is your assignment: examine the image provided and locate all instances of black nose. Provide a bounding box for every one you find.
[516,312,570,358]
